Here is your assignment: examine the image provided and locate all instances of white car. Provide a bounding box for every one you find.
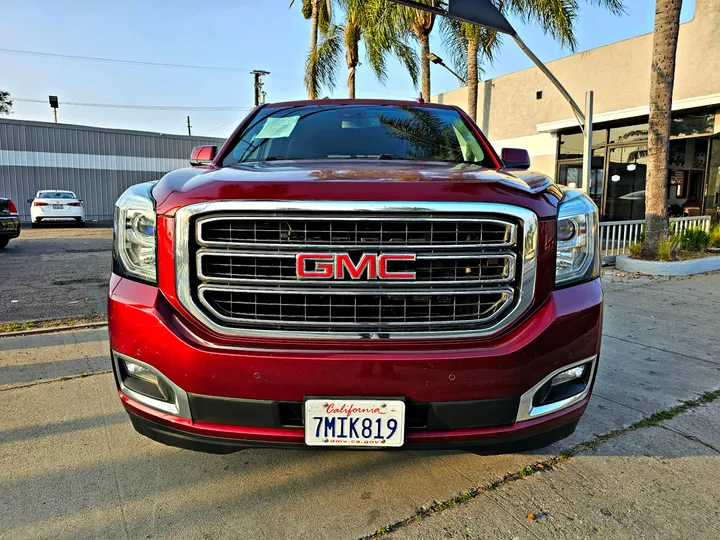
[28,190,86,226]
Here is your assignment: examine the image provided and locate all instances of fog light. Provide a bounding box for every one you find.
[551,365,586,387]
[121,357,171,402]
[124,359,159,385]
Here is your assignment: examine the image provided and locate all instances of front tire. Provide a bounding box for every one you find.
[0,237,9,249]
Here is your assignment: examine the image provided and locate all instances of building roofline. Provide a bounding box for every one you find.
[0,117,226,142]
[536,92,720,133]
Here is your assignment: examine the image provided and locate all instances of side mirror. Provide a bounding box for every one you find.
[190,145,218,167]
[501,148,531,170]
[79,200,84,204]
[27,199,33,204]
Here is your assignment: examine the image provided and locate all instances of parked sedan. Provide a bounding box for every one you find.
[28,190,85,226]
[0,198,21,248]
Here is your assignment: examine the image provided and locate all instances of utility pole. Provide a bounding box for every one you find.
[251,70,270,107]
[49,95,59,123]
[187,116,192,136]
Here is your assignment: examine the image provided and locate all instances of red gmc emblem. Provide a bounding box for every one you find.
[296,253,417,280]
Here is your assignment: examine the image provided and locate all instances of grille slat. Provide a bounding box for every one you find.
[190,212,524,336]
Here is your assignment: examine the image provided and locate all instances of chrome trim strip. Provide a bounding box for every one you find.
[112,351,191,419]
[196,249,516,286]
[196,213,517,250]
[515,356,598,422]
[175,201,538,340]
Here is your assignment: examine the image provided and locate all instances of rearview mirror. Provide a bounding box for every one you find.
[501,148,531,170]
[190,145,218,167]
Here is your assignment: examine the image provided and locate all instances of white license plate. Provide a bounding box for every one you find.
[52,204,63,209]
[304,399,405,447]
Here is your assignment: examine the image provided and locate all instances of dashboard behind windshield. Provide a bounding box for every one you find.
[222,104,495,167]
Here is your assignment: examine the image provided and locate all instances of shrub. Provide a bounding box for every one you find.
[657,235,681,262]
[627,242,643,258]
[637,224,646,244]
[680,228,710,251]
[709,225,720,248]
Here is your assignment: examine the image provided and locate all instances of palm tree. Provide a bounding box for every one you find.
[319,0,419,98]
[441,0,625,122]
[0,90,11,116]
[644,0,683,255]
[380,0,439,99]
[291,0,334,98]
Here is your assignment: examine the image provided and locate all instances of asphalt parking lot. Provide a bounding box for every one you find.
[1,228,719,539]
[0,224,112,323]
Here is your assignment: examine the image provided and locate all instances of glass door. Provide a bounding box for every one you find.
[705,135,720,222]
[605,145,648,221]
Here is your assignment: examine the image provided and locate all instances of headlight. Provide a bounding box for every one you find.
[555,190,600,287]
[113,183,157,285]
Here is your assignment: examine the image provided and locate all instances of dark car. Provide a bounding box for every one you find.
[0,198,21,248]
[109,99,602,453]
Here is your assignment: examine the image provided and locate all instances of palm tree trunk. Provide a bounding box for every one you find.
[347,62,356,99]
[644,0,682,255]
[306,0,320,99]
[467,37,479,122]
[420,33,430,100]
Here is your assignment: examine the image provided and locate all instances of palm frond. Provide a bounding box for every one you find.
[0,90,12,116]
[308,24,343,95]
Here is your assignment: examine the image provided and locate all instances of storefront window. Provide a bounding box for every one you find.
[558,129,607,160]
[671,113,714,138]
[609,123,649,144]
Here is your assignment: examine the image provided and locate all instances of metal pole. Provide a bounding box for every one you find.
[511,34,585,124]
[440,61,466,85]
[187,116,192,136]
[581,91,594,195]
[52,108,57,123]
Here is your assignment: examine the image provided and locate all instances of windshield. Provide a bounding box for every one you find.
[223,104,494,167]
[38,192,76,199]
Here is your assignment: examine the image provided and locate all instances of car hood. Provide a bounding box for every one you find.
[152,160,562,218]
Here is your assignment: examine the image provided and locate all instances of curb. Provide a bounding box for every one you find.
[0,321,108,338]
[616,254,720,276]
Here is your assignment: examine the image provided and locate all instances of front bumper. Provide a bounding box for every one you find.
[0,216,21,238]
[109,275,603,452]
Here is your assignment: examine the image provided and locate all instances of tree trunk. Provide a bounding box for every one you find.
[643,0,682,255]
[306,0,320,99]
[347,59,356,99]
[420,33,430,100]
[467,37,479,122]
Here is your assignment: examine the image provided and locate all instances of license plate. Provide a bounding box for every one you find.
[53,204,63,209]
[304,399,405,447]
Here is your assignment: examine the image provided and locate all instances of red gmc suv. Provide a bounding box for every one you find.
[109,99,602,453]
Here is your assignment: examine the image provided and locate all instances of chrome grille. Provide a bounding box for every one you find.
[175,202,538,339]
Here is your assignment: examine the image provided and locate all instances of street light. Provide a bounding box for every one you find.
[426,53,466,85]
[388,0,594,194]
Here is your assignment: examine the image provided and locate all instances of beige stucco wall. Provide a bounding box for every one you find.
[434,0,720,178]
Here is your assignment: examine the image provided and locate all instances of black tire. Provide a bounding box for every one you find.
[32,218,42,228]
[75,219,85,227]
[0,237,9,249]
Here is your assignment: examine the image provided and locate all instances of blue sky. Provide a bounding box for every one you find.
[1,0,696,138]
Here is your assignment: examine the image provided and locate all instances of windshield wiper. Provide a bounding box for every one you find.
[376,154,409,160]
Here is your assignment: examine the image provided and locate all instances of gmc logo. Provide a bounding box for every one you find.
[296,253,417,280]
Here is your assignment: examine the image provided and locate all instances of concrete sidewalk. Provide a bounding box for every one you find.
[0,271,719,540]
[389,400,720,540]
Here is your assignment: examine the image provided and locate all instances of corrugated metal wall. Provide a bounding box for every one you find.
[0,119,226,221]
